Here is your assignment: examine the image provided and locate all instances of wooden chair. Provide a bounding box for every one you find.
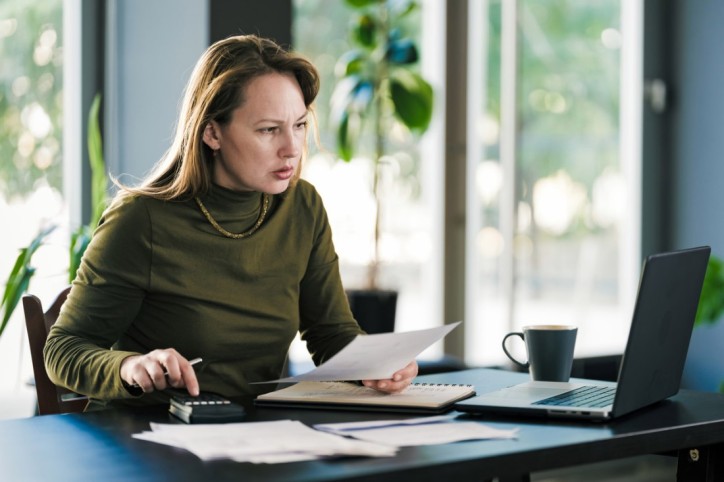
[22,287,88,415]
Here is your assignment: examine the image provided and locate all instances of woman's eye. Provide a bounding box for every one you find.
[295,121,308,130]
[260,127,277,134]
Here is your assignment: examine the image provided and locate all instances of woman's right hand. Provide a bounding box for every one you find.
[120,348,200,396]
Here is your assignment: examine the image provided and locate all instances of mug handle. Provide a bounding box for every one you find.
[502,332,529,368]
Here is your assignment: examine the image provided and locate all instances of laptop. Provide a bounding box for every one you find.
[455,246,711,421]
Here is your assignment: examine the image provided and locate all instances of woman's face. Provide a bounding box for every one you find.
[203,72,308,194]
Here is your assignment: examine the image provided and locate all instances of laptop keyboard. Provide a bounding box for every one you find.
[532,386,616,408]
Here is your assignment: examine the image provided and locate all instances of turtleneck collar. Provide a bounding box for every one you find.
[201,183,265,217]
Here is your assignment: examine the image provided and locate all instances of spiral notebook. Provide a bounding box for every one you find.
[255,381,476,413]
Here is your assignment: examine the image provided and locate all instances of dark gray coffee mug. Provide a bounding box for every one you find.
[502,325,578,382]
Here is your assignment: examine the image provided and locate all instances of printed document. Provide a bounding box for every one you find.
[255,321,462,384]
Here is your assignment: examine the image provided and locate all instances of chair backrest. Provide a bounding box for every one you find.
[22,287,88,415]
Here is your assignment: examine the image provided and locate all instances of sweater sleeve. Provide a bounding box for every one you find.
[297,184,364,365]
[44,195,152,400]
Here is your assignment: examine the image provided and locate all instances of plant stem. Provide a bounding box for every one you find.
[368,87,382,290]
[366,2,390,291]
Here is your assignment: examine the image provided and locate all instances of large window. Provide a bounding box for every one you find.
[466,0,641,366]
[0,0,65,414]
[292,0,640,368]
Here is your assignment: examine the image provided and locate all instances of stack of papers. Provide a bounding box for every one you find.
[314,415,519,446]
[133,415,519,464]
[132,419,397,463]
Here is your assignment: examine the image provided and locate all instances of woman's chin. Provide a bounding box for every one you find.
[264,179,292,195]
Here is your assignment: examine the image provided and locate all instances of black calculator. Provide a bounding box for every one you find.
[167,390,246,424]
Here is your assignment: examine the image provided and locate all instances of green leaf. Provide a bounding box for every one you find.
[69,225,93,283]
[88,93,107,229]
[353,13,377,48]
[695,256,724,326]
[389,69,433,132]
[335,50,368,78]
[351,81,374,111]
[337,112,354,162]
[387,38,418,65]
[336,88,370,163]
[389,0,416,17]
[331,76,363,124]
[0,225,56,337]
[331,77,373,121]
[345,0,382,9]
[0,265,34,337]
[331,77,373,162]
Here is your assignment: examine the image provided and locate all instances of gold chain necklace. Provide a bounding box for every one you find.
[194,193,270,239]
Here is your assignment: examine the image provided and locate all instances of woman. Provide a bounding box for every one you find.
[44,34,417,409]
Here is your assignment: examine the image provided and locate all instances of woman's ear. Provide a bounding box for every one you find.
[202,122,221,151]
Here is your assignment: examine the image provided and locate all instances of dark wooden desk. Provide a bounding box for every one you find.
[1,368,723,482]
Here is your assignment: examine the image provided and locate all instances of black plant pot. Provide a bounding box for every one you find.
[346,289,398,334]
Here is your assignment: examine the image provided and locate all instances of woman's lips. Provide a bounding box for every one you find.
[273,166,294,180]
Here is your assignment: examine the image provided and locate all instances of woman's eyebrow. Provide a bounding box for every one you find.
[255,113,308,125]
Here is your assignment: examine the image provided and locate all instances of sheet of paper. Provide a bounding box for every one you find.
[314,415,519,447]
[132,419,397,464]
[314,414,458,432]
[255,321,462,383]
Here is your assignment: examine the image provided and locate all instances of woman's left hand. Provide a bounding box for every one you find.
[362,360,418,394]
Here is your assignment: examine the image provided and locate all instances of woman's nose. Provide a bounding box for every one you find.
[279,129,301,159]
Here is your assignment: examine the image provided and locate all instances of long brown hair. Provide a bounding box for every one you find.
[114,34,320,201]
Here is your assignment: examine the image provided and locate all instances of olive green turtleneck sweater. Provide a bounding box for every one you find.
[44,180,363,408]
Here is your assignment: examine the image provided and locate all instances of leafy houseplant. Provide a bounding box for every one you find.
[695,255,724,328]
[330,0,433,291]
[0,94,107,339]
[693,254,724,393]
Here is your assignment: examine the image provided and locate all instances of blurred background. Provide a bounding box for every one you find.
[1,0,722,426]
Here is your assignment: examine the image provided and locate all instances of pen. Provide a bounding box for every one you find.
[131,357,203,388]
[186,357,203,369]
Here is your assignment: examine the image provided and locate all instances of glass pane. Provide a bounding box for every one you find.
[292,0,443,364]
[468,0,633,366]
[0,0,64,416]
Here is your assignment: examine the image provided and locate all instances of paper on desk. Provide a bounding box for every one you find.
[315,414,458,431]
[314,414,518,446]
[132,419,397,464]
[255,321,462,384]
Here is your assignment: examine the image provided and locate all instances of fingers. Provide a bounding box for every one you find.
[179,360,200,396]
[362,377,409,393]
[120,349,200,395]
[396,360,419,380]
[362,360,419,394]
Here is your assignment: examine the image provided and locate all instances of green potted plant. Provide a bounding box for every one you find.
[0,94,107,339]
[694,254,724,393]
[330,0,433,332]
